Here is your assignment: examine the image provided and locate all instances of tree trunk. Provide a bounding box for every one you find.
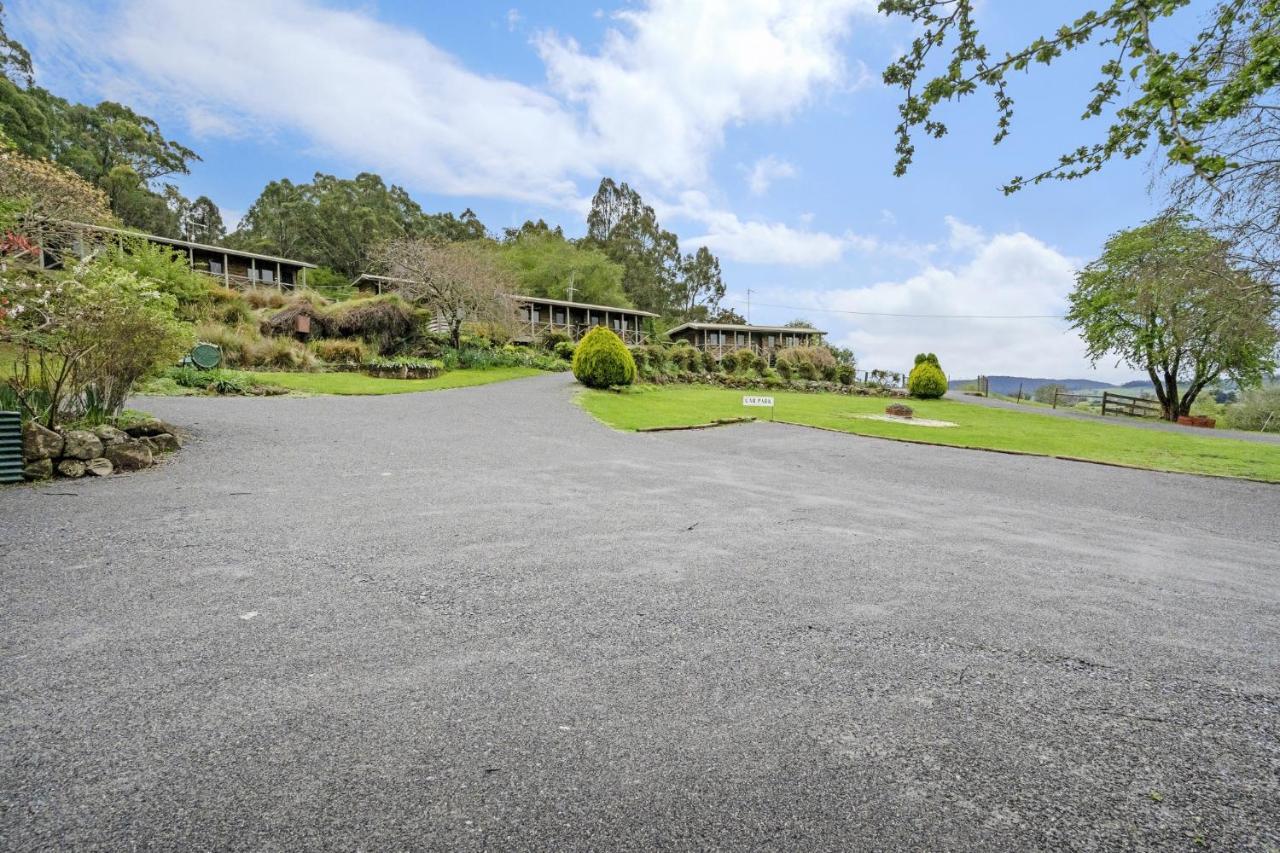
[450,319,462,350]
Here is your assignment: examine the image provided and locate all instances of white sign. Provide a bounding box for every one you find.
[742,396,774,407]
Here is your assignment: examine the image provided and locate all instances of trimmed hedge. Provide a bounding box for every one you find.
[908,358,947,399]
[573,326,637,388]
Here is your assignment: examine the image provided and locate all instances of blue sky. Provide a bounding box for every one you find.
[12,0,1203,380]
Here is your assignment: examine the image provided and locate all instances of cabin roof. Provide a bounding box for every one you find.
[508,294,658,317]
[667,321,826,336]
[64,222,318,269]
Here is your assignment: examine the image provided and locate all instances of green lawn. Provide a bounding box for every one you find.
[579,384,1280,482]
[246,366,544,395]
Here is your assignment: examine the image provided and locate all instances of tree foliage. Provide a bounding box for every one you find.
[498,229,629,307]
[0,257,193,424]
[1067,215,1279,419]
[233,173,486,278]
[375,238,516,348]
[584,177,724,317]
[0,144,114,251]
[0,7,202,236]
[879,0,1280,287]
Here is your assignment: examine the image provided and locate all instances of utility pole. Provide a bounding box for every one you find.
[746,288,754,323]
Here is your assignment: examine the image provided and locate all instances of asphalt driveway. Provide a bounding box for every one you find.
[3,372,1278,850]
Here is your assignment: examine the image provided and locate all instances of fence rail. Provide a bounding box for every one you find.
[1100,390,1163,419]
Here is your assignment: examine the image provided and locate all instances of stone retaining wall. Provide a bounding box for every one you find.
[22,418,183,481]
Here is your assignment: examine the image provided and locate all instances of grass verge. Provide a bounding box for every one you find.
[242,366,543,395]
[579,384,1280,483]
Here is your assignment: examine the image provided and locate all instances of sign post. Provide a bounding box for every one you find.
[742,395,775,421]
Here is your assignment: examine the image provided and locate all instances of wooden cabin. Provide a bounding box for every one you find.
[42,222,316,290]
[667,321,825,359]
[510,295,655,345]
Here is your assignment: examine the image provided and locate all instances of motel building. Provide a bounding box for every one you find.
[666,321,826,359]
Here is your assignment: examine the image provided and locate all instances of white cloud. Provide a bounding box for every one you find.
[18,0,873,206]
[672,191,847,265]
[745,155,797,195]
[944,215,985,251]
[506,8,522,31]
[534,0,873,187]
[753,226,1133,381]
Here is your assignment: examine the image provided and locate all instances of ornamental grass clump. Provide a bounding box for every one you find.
[572,326,637,388]
[908,352,947,399]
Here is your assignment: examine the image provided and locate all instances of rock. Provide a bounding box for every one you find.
[147,433,181,453]
[56,459,87,478]
[22,421,63,461]
[123,418,178,438]
[85,457,114,477]
[885,403,915,418]
[60,429,104,461]
[23,458,52,480]
[104,440,154,472]
[93,424,130,446]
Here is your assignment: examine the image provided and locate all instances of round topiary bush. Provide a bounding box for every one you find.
[908,354,947,398]
[572,326,637,388]
[553,340,576,361]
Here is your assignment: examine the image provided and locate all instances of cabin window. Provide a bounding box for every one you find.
[257,267,274,283]
[555,311,565,324]
[281,268,295,286]
[208,259,223,275]
[736,333,746,347]
[767,335,776,347]
[531,307,541,323]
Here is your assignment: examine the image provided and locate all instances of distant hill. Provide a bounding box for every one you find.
[948,375,1129,395]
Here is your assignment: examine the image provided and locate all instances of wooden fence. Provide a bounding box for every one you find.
[1050,388,1102,409]
[1100,391,1163,419]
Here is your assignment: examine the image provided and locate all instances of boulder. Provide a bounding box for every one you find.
[104,440,154,472]
[60,429,104,461]
[123,418,178,438]
[85,457,114,477]
[23,458,52,480]
[147,433,181,453]
[56,459,87,478]
[22,421,63,461]
[93,424,130,446]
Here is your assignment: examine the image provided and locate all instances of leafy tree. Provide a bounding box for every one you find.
[0,2,32,87]
[375,238,516,348]
[678,246,724,316]
[502,218,564,241]
[786,317,815,329]
[0,257,193,424]
[1067,216,1279,420]
[233,173,486,278]
[585,177,684,314]
[0,144,114,252]
[0,9,201,236]
[878,0,1280,286]
[712,307,748,324]
[177,195,226,244]
[1033,383,1069,404]
[498,230,629,306]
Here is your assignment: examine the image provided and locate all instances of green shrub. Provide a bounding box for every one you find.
[914,352,940,367]
[728,348,757,373]
[1032,383,1069,404]
[539,329,573,350]
[244,287,288,310]
[205,286,253,325]
[243,336,319,370]
[908,357,948,399]
[836,363,855,385]
[572,326,637,388]
[1223,385,1280,431]
[310,338,369,365]
[553,340,576,361]
[196,321,261,365]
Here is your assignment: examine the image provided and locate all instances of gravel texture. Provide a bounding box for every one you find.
[3,372,1278,851]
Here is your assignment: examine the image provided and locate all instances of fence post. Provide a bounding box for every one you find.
[1052,387,1059,409]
